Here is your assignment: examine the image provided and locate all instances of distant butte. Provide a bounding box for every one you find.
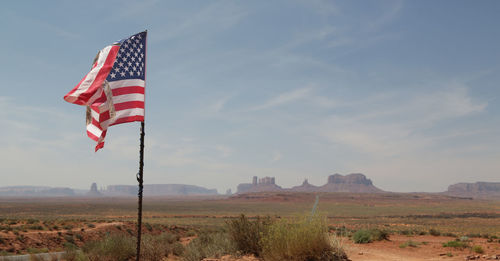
[236,173,384,194]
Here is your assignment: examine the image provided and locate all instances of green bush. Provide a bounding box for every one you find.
[227,214,272,256]
[472,245,484,254]
[353,229,372,244]
[182,232,236,261]
[260,215,347,261]
[442,240,469,249]
[370,229,390,241]
[399,240,419,248]
[82,233,135,261]
[429,228,440,236]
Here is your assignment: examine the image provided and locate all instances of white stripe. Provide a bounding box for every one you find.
[68,46,113,102]
[100,108,144,127]
[108,79,145,89]
[86,123,103,137]
[112,93,144,104]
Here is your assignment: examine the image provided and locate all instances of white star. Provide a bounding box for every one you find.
[135,39,139,44]
[117,53,122,58]
[129,71,134,76]
[124,66,129,71]
[132,43,137,48]
[137,71,141,76]
[138,57,142,61]
[128,62,132,67]
[114,67,120,72]
[126,52,131,57]
[140,44,143,48]
[110,73,116,79]
[134,52,138,57]
[140,53,144,57]
[136,48,141,53]
[135,62,139,67]
[119,62,124,67]
[123,57,128,62]
[131,57,136,62]
[120,72,126,77]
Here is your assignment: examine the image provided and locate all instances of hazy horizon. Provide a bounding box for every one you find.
[1,1,499,194]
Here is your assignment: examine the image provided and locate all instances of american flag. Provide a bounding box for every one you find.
[64,31,147,151]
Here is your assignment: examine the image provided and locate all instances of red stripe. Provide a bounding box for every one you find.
[64,61,99,101]
[112,86,145,96]
[111,115,144,126]
[86,129,99,142]
[64,46,119,105]
[114,101,144,111]
[98,111,111,122]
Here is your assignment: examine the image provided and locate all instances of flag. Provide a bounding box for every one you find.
[64,31,147,151]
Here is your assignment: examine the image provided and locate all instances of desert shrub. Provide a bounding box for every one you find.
[353,229,372,244]
[27,248,49,254]
[399,240,419,248]
[227,214,272,256]
[186,230,196,237]
[183,231,236,261]
[370,229,390,241]
[82,233,135,261]
[172,242,185,256]
[466,233,481,238]
[65,235,75,244]
[442,240,469,249]
[0,250,9,256]
[140,234,169,261]
[472,245,484,254]
[260,214,347,261]
[63,242,88,261]
[145,223,153,232]
[429,228,441,236]
[86,223,95,228]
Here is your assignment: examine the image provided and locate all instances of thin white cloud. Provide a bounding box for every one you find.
[251,87,313,111]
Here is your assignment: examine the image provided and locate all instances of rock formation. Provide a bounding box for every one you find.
[319,173,382,193]
[106,184,218,196]
[86,182,102,197]
[445,182,500,199]
[290,179,319,192]
[237,176,283,193]
[236,173,383,194]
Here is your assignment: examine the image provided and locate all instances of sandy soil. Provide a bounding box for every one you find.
[344,235,500,261]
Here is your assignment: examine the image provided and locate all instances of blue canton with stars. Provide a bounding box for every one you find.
[107,31,146,82]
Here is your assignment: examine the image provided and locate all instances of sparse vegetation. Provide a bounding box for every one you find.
[183,231,236,261]
[399,240,419,248]
[429,228,440,236]
[472,245,484,254]
[353,229,372,244]
[82,233,135,261]
[353,228,389,244]
[442,240,469,249]
[227,214,271,256]
[260,214,346,261]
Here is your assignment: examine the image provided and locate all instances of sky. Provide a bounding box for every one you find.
[0,0,499,193]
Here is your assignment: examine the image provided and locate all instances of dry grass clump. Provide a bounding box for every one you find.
[182,231,236,261]
[226,214,272,256]
[260,215,347,261]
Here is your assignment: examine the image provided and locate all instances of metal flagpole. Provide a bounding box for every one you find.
[136,121,145,261]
